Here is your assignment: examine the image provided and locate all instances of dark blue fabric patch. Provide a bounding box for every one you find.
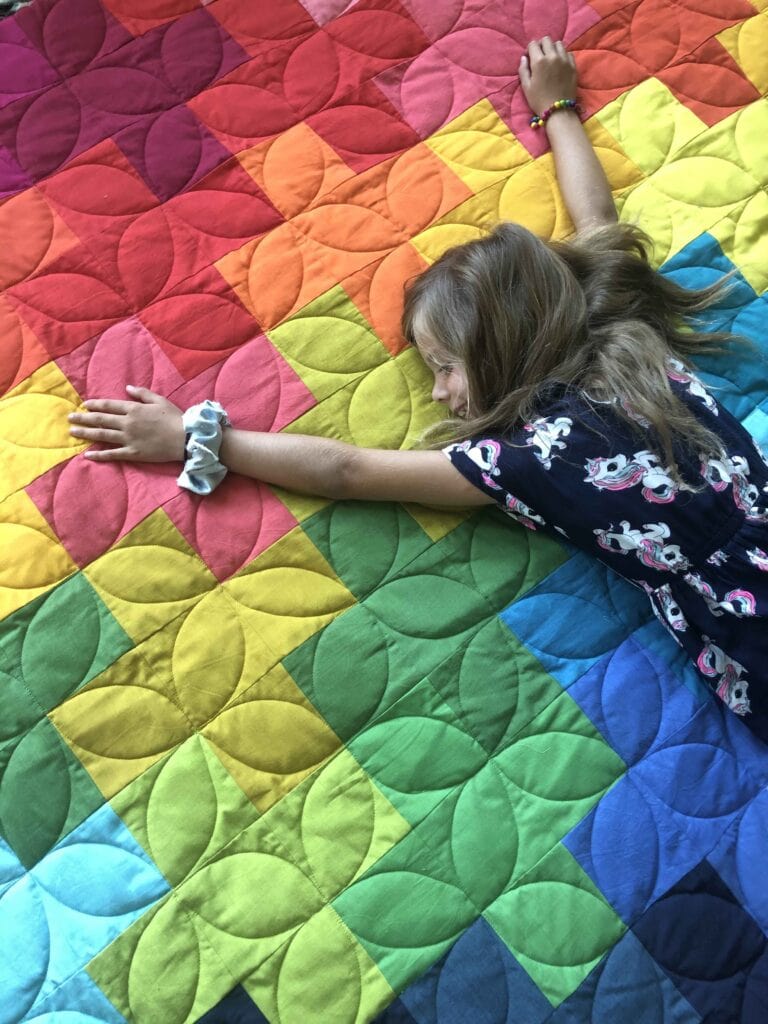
[708,787,768,936]
[631,859,767,1021]
[392,917,552,1024]
[371,997,421,1023]
[195,985,269,1024]
[549,929,700,1023]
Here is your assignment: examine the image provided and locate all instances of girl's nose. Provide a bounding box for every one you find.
[432,380,448,403]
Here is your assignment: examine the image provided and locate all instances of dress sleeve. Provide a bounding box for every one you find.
[443,436,548,531]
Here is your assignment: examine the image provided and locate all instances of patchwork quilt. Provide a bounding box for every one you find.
[2,0,768,1021]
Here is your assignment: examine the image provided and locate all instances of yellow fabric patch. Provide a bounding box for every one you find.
[610,93,768,268]
[224,525,355,663]
[0,361,85,501]
[244,903,395,1024]
[84,509,218,643]
[203,662,342,813]
[0,489,78,618]
[718,14,768,96]
[595,77,707,179]
[403,503,470,543]
[266,286,390,403]
[425,98,533,193]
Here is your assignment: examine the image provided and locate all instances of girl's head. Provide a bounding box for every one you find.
[402,223,587,427]
[403,220,734,474]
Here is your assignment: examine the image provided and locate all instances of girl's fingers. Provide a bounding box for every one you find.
[540,35,553,55]
[519,53,531,87]
[126,385,163,404]
[69,411,125,430]
[84,447,134,462]
[569,51,576,68]
[527,39,543,63]
[70,426,125,444]
[555,39,567,57]
[82,398,132,415]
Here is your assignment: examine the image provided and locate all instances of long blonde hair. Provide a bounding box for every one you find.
[402,222,734,475]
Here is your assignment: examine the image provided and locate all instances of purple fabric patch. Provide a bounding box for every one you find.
[0,143,33,198]
[0,22,59,110]
[116,104,232,201]
[14,0,132,79]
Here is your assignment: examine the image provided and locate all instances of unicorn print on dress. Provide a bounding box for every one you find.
[747,547,768,572]
[447,439,503,490]
[639,582,688,632]
[697,638,751,716]
[684,572,757,617]
[584,450,682,503]
[701,452,760,512]
[594,520,690,571]
[523,416,572,469]
[667,358,719,414]
[656,586,687,631]
[503,493,546,531]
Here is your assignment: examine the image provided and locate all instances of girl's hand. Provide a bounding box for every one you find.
[519,37,577,115]
[68,386,185,463]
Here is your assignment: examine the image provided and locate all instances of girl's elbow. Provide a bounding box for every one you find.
[320,443,359,500]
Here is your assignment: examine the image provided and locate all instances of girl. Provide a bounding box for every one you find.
[68,39,768,739]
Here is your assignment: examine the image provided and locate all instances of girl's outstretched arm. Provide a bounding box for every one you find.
[520,38,617,233]
[68,387,493,508]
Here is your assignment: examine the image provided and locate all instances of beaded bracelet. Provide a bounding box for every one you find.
[177,400,231,495]
[529,98,581,130]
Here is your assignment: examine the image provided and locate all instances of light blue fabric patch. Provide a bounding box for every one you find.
[0,803,168,1023]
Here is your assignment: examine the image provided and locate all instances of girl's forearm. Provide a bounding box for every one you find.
[546,112,617,232]
[220,428,355,499]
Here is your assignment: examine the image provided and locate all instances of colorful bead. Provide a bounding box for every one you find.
[529,98,581,130]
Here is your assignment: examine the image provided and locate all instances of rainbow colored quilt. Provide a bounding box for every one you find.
[2,0,768,1021]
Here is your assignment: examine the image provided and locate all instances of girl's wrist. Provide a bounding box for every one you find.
[177,400,231,495]
[530,98,581,130]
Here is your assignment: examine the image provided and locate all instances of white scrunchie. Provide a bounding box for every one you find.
[177,401,231,495]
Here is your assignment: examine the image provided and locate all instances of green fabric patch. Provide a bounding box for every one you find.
[0,571,133,713]
[302,500,435,601]
[110,734,261,888]
[87,893,238,1024]
[0,715,103,868]
[333,688,625,994]
[485,842,627,1007]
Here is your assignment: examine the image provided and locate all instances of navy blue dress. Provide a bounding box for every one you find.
[444,360,768,740]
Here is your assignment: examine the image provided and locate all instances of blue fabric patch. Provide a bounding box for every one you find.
[195,984,270,1023]
[500,553,652,690]
[395,917,552,1024]
[568,622,704,767]
[0,803,169,1021]
[565,705,763,925]
[707,787,768,937]
[21,970,128,1023]
[632,859,767,1020]
[662,233,768,424]
[549,929,700,1023]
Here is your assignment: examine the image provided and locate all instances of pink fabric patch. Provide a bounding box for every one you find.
[164,474,298,580]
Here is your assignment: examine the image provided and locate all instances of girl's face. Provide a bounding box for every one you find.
[416,331,470,418]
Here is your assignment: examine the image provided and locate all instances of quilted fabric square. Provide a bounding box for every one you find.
[1,0,768,1022]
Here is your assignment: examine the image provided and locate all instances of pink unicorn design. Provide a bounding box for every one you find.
[697,638,751,716]
[584,450,680,503]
